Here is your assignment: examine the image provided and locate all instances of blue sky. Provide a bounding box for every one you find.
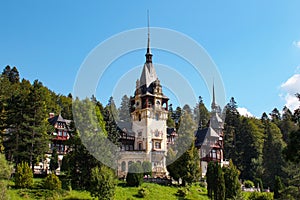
[0,1,300,117]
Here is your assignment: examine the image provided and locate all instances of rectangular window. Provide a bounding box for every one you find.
[155,142,161,149]
[58,130,62,136]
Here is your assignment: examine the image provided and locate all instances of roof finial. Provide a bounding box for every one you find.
[145,10,152,63]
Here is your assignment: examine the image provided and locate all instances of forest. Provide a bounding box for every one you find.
[0,65,300,199]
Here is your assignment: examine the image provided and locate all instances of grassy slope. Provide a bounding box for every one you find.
[6,180,209,200]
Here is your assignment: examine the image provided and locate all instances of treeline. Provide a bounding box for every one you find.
[223,97,300,199]
[0,66,73,170]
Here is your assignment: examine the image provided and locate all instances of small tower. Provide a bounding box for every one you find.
[195,85,225,177]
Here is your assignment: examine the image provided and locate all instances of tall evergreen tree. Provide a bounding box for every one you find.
[215,163,225,200]
[223,97,240,162]
[279,106,297,143]
[104,105,121,147]
[206,161,215,199]
[223,160,241,199]
[236,117,264,181]
[270,108,281,125]
[107,96,119,121]
[174,106,182,131]
[167,111,200,185]
[194,96,210,129]
[167,104,176,128]
[118,95,131,123]
[49,148,59,174]
[262,121,285,190]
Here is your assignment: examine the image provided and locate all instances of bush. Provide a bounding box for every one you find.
[88,165,117,200]
[15,162,33,188]
[248,192,273,200]
[44,173,62,190]
[137,187,149,198]
[176,187,189,197]
[244,180,255,188]
[0,181,8,200]
[0,153,11,200]
[126,162,143,187]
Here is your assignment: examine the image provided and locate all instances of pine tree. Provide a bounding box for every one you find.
[118,95,131,122]
[194,96,210,129]
[223,160,241,199]
[206,161,215,199]
[49,148,59,174]
[262,121,285,190]
[167,104,176,128]
[104,106,121,147]
[15,162,33,188]
[223,97,240,163]
[215,163,225,200]
[274,175,284,199]
[89,166,117,200]
[107,96,119,121]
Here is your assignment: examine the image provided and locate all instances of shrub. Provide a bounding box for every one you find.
[126,162,143,187]
[15,162,33,188]
[0,153,11,200]
[44,173,62,190]
[137,187,149,198]
[176,187,189,197]
[0,181,8,200]
[248,192,273,200]
[88,165,117,200]
[244,180,255,188]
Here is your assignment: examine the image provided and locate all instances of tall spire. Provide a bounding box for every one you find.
[145,10,152,63]
[211,81,217,110]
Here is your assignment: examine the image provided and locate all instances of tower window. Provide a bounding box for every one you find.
[138,143,143,150]
[155,113,159,120]
[155,142,161,149]
[138,114,141,121]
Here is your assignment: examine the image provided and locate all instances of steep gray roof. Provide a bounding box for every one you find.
[139,62,157,87]
[195,127,219,147]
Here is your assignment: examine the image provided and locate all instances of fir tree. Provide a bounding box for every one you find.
[118,95,131,122]
[49,148,59,174]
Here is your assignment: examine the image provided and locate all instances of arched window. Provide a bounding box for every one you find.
[128,161,133,168]
[121,161,126,172]
[137,160,142,165]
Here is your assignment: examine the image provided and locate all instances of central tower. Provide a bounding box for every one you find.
[130,25,169,175]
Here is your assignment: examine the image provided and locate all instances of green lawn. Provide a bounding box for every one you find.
[115,182,209,200]
[6,180,209,200]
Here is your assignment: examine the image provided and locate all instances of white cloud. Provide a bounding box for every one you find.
[293,40,300,48]
[280,74,300,112]
[237,107,254,117]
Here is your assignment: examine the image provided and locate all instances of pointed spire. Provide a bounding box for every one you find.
[145,10,152,63]
[211,81,217,110]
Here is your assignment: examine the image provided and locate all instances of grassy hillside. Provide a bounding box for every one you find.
[6,180,209,200]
